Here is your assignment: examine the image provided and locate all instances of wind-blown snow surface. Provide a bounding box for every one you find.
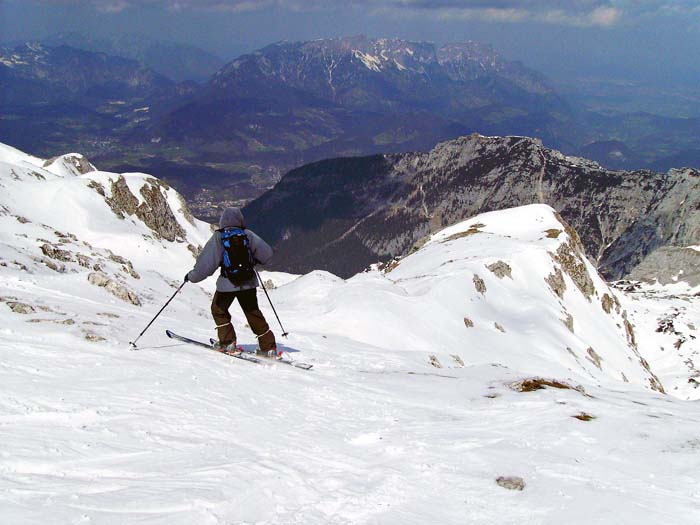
[2,143,700,523]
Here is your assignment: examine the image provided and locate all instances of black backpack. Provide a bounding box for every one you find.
[220,227,255,285]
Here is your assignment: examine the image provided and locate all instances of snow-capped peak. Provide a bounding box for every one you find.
[43,153,97,178]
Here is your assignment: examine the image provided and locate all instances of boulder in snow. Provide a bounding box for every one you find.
[88,271,141,306]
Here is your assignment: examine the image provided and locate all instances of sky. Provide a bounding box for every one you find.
[2,0,700,86]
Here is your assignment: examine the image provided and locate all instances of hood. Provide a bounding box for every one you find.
[219,207,246,229]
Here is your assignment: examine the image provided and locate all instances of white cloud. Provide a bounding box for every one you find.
[537,6,621,27]
[95,0,130,12]
[20,0,699,29]
[590,6,620,26]
[374,2,623,27]
[431,6,527,22]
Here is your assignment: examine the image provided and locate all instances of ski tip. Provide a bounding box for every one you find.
[165,329,174,337]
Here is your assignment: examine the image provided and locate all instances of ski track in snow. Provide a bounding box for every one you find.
[1,143,700,523]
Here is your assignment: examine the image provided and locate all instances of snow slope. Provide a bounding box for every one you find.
[270,205,663,392]
[1,143,700,523]
[615,280,700,400]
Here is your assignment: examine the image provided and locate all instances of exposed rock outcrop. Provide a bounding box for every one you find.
[105,175,187,242]
[40,243,73,262]
[627,247,700,287]
[6,301,36,314]
[107,251,140,279]
[105,176,139,218]
[496,476,525,491]
[545,268,566,299]
[486,261,512,279]
[88,271,141,306]
[473,274,486,294]
[138,178,186,242]
[44,153,96,176]
[552,242,596,301]
[84,332,106,342]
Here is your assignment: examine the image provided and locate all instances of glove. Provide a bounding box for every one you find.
[184,272,190,283]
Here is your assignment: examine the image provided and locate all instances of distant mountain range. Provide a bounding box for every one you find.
[0,42,201,174]
[0,36,582,214]
[0,42,174,105]
[41,32,225,83]
[244,134,700,284]
[151,36,574,152]
[1,35,699,214]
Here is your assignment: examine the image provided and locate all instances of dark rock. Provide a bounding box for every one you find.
[486,261,512,279]
[562,313,574,333]
[6,301,36,314]
[545,268,566,299]
[104,176,186,242]
[87,271,141,306]
[105,176,139,219]
[473,274,486,294]
[84,332,106,342]
[496,476,525,491]
[509,377,588,395]
[586,347,603,370]
[40,243,73,262]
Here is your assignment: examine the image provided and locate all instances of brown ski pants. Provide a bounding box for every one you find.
[211,289,276,351]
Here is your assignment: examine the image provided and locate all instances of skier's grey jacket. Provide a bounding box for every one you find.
[187,207,273,292]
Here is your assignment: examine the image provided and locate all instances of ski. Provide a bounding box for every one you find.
[164,330,312,370]
[209,338,313,370]
[166,329,262,362]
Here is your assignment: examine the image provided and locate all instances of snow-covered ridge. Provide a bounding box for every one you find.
[0,142,211,315]
[288,205,663,391]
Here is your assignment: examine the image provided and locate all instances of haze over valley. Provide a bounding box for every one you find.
[2,32,700,220]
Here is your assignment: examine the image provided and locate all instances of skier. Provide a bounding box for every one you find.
[185,207,276,356]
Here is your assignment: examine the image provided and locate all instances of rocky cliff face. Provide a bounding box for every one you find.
[244,134,700,283]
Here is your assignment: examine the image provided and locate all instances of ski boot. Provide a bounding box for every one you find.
[256,347,281,359]
[214,341,238,354]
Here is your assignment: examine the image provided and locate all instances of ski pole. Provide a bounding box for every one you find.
[255,268,289,337]
[130,281,186,349]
